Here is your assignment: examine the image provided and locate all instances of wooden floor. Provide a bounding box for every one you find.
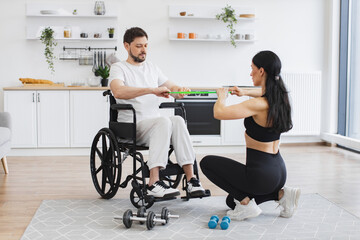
[1,144,360,240]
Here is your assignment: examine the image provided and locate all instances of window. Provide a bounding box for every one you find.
[339,0,360,140]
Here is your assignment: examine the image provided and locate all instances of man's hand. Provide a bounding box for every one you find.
[153,86,171,98]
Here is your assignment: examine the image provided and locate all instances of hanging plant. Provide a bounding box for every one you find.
[40,27,57,74]
[216,5,238,48]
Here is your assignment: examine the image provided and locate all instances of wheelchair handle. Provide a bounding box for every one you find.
[103,89,111,96]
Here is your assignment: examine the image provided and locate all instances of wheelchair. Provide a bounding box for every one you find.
[90,90,210,209]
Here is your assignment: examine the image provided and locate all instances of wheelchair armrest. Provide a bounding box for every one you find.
[159,102,184,109]
[159,102,187,122]
[111,104,135,110]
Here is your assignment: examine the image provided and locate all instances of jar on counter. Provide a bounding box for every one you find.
[64,26,72,38]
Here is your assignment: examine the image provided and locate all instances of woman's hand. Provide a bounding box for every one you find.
[216,88,229,100]
[229,86,245,97]
[176,87,191,99]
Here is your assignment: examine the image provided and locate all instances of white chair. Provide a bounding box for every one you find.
[0,112,11,174]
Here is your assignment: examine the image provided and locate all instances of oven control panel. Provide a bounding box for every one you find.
[183,90,217,99]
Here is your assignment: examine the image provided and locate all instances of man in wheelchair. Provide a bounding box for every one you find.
[108,27,205,199]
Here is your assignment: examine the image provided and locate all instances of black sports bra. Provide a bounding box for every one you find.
[244,116,280,142]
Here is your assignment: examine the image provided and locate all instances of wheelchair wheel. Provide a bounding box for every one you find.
[90,128,121,199]
[130,188,154,209]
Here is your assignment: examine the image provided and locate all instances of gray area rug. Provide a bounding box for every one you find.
[21,194,360,240]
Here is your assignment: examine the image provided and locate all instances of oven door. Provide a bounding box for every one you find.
[175,99,220,135]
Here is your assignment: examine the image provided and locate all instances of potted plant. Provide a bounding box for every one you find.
[107,27,115,38]
[95,65,110,86]
[40,27,57,74]
[216,5,238,48]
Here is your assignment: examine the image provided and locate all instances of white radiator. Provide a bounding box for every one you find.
[282,71,322,135]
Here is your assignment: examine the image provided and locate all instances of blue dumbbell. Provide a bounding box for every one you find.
[208,215,219,229]
[220,216,231,230]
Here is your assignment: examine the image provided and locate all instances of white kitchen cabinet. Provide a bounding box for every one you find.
[221,95,248,145]
[168,5,256,43]
[37,91,70,147]
[4,90,69,148]
[4,91,37,148]
[70,90,109,147]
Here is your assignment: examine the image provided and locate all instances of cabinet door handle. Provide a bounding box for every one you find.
[32,93,35,102]
[37,93,40,102]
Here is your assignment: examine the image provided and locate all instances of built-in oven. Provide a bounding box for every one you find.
[175,91,220,136]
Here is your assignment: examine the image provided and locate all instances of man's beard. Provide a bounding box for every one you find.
[129,50,146,63]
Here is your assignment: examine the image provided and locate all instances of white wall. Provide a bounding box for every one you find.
[1,0,334,132]
[0,0,327,101]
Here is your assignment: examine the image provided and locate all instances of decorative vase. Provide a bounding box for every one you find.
[109,33,114,38]
[94,1,106,15]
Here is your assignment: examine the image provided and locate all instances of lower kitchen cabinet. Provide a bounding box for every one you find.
[4,90,69,148]
[4,89,108,148]
[70,91,109,147]
[221,95,248,145]
[4,91,37,147]
[37,91,70,147]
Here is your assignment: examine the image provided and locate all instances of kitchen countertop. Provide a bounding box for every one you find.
[3,86,110,90]
[3,86,257,91]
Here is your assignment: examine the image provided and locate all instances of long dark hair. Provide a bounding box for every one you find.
[252,50,293,133]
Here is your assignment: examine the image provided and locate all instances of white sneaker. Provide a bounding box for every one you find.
[226,199,262,221]
[186,177,205,197]
[147,180,180,198]
[278,186,301,218]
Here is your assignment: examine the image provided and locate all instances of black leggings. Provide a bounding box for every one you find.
[200,148,286,209]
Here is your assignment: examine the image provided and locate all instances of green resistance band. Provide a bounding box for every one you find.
[168,91,233,94]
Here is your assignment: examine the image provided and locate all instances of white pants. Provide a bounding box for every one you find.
[136,116,195,170]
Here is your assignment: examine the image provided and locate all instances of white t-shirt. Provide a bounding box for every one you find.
[109,61,168,123]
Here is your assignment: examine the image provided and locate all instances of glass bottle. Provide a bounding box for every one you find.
[64,26,72,38]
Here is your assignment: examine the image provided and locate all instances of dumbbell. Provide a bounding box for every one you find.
[135,207,179,225]
[115,209,167,230]
[208,215,219,229]
[220,216,231,230]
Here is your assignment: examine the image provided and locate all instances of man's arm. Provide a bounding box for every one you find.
[160,80,190,99]
[110,79,171,99]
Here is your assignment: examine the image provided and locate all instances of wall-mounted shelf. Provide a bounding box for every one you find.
[26,3,118,42]
[170,16,256,21]
[27,37,117,41]
[168,5,256,45]
[169,38,256,43]
[26,14,117,18]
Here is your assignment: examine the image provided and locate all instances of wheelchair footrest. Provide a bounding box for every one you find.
[152,196,178,202]
[181,189,211,201]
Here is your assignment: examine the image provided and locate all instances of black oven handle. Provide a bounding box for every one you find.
[176,99,217,103]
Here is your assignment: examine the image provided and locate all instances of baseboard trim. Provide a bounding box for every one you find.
[7,136,324,156]
[321,133,360,152]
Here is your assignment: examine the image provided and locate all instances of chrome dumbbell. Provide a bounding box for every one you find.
[135,207,179,225]
[115,209,167,230]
